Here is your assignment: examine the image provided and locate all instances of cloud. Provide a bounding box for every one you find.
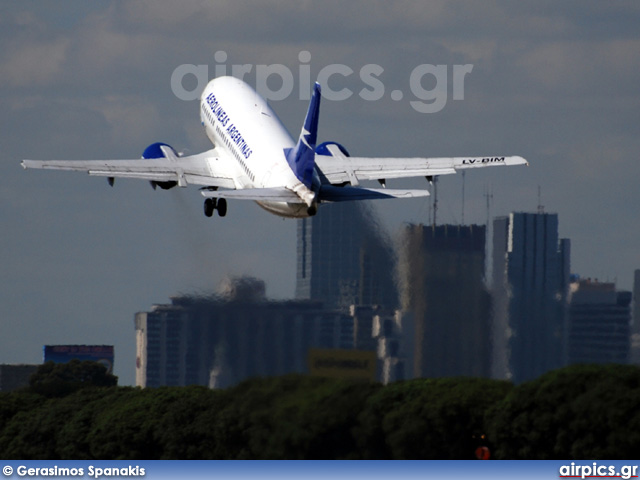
[516,39,640,95]
[0,37,70,87]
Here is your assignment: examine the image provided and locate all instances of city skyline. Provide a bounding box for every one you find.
[2,2,639,385]
[4,209,634,389]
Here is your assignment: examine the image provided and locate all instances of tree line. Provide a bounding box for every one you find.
[0,360,638,459]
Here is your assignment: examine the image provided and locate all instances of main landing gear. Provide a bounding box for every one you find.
[204,197,227,217]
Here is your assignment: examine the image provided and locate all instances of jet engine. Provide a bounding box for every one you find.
[143,142,179,190]
[315,141,350,157]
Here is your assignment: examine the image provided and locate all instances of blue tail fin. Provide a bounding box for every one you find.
[285,82,321,188]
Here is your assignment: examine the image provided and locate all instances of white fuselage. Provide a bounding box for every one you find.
[199,76,312,218]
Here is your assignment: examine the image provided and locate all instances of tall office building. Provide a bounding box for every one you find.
[296,202,397,309]
[568,279,631,365]
[135,281,354,388]
[492,212,570,383]
[398,224,492,378]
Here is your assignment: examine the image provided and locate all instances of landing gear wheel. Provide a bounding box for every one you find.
[204,198,216,217]
[217,198,227,217]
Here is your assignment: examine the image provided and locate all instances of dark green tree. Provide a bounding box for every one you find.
[487,364,640,459]
[28,360,117,397]
[153,386,227,459]
[0,387,115,459]
[356,377,512,459]
[0,391,42,428]
[208,374,380,459]
[6,367,636,460]
[87,385,224,459]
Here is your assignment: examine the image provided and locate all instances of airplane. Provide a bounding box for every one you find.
[22,76,528,219]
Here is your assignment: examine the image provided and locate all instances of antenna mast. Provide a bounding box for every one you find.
[537,186,545,214]
[461,171,466,225]
[484,185,494,288]
[484,186,493,228]
[432,177,438,228]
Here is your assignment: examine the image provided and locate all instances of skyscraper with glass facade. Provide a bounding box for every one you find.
[296,202,397,309]
[492,212,571,383]
[398,223,492,378]
[568,279,631,365]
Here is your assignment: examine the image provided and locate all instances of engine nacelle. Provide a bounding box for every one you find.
[315,141,350,157]
[142,142,178,160]
[143,142,179,190]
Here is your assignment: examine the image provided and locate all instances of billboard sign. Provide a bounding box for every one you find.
[308,348,377,381]
[43,345,114,374]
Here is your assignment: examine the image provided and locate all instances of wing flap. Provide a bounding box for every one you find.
[87,170,235,189]
[89,170,177,181]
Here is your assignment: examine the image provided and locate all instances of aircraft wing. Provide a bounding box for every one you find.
[22,147,237,189]
[314,145,528,185]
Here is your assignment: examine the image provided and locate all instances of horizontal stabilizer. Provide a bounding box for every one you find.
[318,185,429,202]
[201,187,302,202]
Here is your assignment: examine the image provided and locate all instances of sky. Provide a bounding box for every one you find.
[2,1,639,386]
